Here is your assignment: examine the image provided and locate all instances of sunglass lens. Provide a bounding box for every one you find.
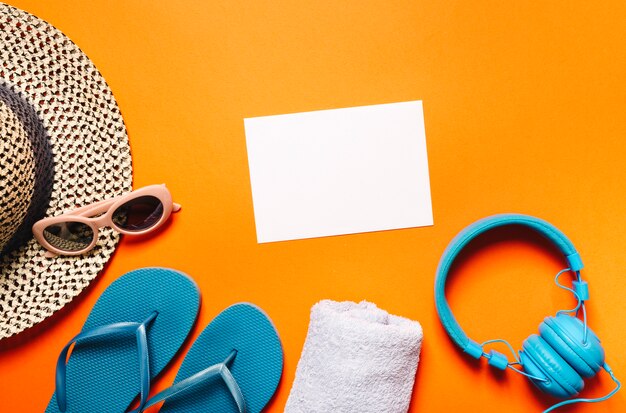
[112,195,164,232]
[43,221,94,252]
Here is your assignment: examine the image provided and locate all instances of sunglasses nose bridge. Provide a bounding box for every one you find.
[92,215,109,228]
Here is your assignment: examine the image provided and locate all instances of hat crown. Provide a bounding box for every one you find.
[0,85,53,256]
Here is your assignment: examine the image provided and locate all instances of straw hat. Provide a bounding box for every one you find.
[0,4,132,339]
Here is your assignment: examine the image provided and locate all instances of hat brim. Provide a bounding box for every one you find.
[0,4,132,339]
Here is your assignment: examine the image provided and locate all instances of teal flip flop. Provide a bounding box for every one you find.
[136,303,283,413]
[46,267,200,413]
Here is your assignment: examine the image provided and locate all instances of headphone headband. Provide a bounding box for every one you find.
[434,214,583,358]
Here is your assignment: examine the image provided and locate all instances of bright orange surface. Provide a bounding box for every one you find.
[1,1,625,412]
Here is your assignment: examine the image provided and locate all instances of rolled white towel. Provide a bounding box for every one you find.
[285,300,423,413]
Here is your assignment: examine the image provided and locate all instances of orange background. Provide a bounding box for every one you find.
[1,1,625,412]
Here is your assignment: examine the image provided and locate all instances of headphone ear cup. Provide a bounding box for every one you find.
[520,334,583,399]
[540,314,604,378]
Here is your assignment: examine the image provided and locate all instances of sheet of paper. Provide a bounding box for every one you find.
[244,100,433,243]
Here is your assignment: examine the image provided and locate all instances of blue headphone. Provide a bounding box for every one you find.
[434,214,620,412]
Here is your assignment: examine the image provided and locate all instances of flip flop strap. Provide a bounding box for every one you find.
[132,350,247,413]
[55,311,158,412]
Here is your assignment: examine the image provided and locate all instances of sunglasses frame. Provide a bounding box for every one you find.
[32,184,181,257]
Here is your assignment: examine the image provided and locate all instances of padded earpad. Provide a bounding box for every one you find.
[520,334,583,399]
[540,314,604,378]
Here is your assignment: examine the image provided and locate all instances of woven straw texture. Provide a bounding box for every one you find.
[0,3,132,340]
[0,95,38,250]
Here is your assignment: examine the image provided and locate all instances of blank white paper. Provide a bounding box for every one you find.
[244,101,433,243]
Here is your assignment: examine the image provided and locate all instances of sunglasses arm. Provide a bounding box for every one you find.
[70,198,118,217]
[70,199,180,217]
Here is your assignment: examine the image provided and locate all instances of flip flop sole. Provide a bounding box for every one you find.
[160,303,283,413]
[46,267,200,413]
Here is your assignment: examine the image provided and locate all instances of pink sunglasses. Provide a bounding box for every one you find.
[32,184,181,257]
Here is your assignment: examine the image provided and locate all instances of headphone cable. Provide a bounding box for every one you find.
[542,363,621,413]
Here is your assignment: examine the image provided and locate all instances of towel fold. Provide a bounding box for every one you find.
[285,300,423,413]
